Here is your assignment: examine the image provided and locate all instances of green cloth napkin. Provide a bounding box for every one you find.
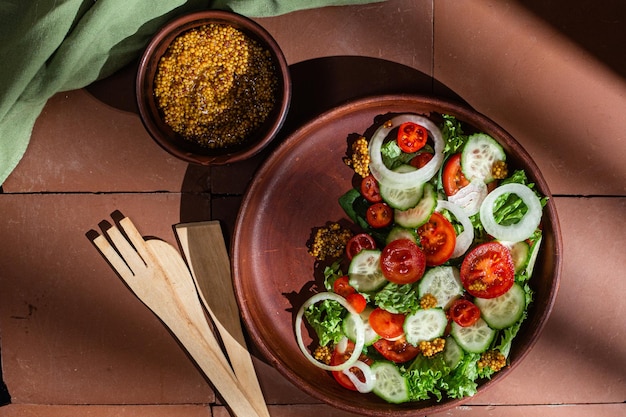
[0,0,382,186]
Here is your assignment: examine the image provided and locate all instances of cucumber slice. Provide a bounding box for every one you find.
[403,308,448,346]
[379,166,424,210]
[474,283,526,329]
[443,336,464,370]
[348,249,386,292]
[394,182,437,228]
[461,133,505,183]
[500,241,530,273]
[371,361,410,404]
[417,266,464,309]
[343,306,380,346]
[450,318,495,353]
[385,226,417,245]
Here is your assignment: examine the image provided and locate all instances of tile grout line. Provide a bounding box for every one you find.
[431,0,435,92]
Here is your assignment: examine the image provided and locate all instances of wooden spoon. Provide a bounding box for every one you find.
[175,221,270,417]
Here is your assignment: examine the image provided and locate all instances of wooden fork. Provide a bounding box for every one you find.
[92,216,265,417]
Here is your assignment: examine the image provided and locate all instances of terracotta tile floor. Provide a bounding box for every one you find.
[1,0,625,415]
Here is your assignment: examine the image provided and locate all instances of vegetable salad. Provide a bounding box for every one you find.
[296,113,547,403]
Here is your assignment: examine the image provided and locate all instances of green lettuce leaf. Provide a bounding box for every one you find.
[405,355,450,401]
[323,260,344,292]
[303,299,346,347]
[441,114,468,155]
[374,282,421,314]
[442,352,480,398]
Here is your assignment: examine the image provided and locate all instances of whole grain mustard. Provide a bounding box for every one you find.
[154,23,278,149]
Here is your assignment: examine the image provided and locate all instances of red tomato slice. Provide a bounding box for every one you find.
[417,212,456,266]
[460,242,515,299]
[366,202,393,229]
[410,152,434,169]
[345,233,376,260]
[330,340,373,391]
[333,276,356,298]
[360,175,382,203]
[372,336,420,363]
[346,293,367,314]
[368,307,406,339]
[380,238,426,284]
[448,299,481,327]
[397,122,428,153]
[442,153,470,196]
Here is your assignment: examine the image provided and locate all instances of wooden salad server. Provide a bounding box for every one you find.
[91,216,265,417]
[175,221,270,417]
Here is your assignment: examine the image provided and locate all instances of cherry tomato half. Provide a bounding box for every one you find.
[460,242,515,299]
[333,276,356,298]
[410,152,434,169]
[346,293,367,314]
[345,233,376,260]
[417,212,456,266]
[368,307,406,339]
[380,238,426,284]
[372,336,420,363]
[442,153,470,196]
[366,202,393,229]
[330,340,373,391]
[397,122,428,153]
[448,299,481,327]
[360,175,382,203]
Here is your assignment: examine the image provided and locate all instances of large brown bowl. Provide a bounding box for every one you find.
[231,95,562,416]
[136,10,291,165]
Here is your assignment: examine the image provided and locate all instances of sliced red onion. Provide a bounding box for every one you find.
[295,292,365,372]
[437,200,474,258]
[479,183,542,242]
[343,360,376,393]
[369,114,444,188]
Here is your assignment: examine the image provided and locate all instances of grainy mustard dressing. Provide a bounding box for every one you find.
[154,23,278,149]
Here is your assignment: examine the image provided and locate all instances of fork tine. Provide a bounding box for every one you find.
[118,217,152,263]
[93,234,134,280]
[105,225,146,274]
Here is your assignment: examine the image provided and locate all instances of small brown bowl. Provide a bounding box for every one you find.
[136,10,291,165]
[232,95,562,416]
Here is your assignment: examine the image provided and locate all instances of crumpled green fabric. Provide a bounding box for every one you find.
[0,0,382,186]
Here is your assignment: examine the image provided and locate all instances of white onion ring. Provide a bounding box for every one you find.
[448,179,487,216]
[336,336,349,354]
[343,360,376,393]
[437,200,474,258]
[479,183,543,242]
[369,114,444,188]
[295,292,365,372]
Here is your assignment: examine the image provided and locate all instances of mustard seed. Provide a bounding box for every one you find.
[154,23,278,149]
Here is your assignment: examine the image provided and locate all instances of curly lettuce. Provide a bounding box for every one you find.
[303,299,345,347]
[374,282,421,314]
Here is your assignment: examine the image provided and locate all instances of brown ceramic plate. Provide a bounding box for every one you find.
[231,94,562,416]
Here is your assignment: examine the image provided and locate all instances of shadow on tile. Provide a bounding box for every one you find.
[518,0,626,80]
[178,55,465,228]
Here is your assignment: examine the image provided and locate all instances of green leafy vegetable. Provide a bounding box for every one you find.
[303,299,346,347]
[323,261,344,291]
[406,355,449,401]
[338,188,361,225]
[374,282,421,314]
[492,170,548,226]
[441,352,479,398]
[441,114,468,155]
